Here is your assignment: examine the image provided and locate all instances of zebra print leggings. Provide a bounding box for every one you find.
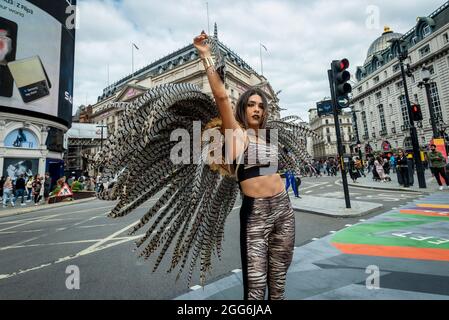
[240,189,295,300]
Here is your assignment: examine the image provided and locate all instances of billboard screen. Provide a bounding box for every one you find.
[0,0,76,128]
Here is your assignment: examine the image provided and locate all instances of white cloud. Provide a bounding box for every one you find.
[74,0,447,121]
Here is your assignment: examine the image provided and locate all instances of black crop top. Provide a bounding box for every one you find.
[233,137,279,183]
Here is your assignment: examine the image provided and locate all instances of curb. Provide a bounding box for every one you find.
[0,197,97,219]
[346,182,430,194]
[292,203,384,218]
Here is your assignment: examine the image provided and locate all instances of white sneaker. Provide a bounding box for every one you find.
[439,186,444,191]
[21,203,26,206]
[11,203,15,207]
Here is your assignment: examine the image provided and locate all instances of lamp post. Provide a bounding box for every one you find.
[390,38,427,188]
[418,66,440,139]
[351,106,363,161]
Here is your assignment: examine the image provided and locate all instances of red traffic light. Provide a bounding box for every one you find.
[337,59,350,71]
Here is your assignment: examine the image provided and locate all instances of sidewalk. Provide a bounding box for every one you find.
[175,192,449,300]
[290,195,383,218]
[347,170,442,193]
[0,197,97,219]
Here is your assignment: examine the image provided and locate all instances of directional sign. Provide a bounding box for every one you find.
[337,96,349,108]
[317,99,333,117]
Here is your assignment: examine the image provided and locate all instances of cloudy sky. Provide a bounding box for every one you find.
[74,0,447,121]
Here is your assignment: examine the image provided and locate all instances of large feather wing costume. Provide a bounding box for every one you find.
[94,38,322,285]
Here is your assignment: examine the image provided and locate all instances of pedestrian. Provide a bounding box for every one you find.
[44,172,52,200]
[428,144,449,191]
[26,176,33,202]
[407,153,415,187]
[2,177,15,207]
[285,170,300,198]
[14,174,26,206]
[32,174,43,206]
[397,149,410,188]
[0,176,4,201]
[192,31,295,300]
[349,158,360,183]
[390,154,397,173]
[374,156,387,182]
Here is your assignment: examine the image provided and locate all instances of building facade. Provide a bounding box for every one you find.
[308,106,354,159]
[351,2,449,155]
[89,25,281,141]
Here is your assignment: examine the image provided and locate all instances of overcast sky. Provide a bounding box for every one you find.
[73,0,447,121]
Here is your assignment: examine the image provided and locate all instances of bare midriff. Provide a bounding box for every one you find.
[240,174,285,198]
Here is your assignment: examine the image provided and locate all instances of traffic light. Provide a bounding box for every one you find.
[411,104,423,121]
[331,59,352,108]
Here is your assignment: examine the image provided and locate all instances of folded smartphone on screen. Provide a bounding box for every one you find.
[7,56,52,103]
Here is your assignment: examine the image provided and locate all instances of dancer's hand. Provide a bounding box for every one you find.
[193,31,211,59]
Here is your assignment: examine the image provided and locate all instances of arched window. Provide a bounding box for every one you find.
[4,128,39,149]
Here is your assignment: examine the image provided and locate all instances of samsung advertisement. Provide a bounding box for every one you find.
[0,0,76,127]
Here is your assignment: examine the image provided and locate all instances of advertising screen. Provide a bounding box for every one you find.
[0,0,76,127]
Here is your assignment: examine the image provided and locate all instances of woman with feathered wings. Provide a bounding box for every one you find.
[95,31,321,300]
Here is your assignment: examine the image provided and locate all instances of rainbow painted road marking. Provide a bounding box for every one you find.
[331,195,449,262]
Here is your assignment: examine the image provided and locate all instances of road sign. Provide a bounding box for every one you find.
[317,99,333,117]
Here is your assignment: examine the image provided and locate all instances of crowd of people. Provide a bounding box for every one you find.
[0,174,98,208]
[0,173,51,208]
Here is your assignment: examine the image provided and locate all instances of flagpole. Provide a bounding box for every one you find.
[206,2,210,35]
[132,43,134,75]
[260,43,263,76]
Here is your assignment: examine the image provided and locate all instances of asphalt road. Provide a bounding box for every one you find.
[0,175,425,299]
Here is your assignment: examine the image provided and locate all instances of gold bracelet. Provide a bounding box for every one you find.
[202,56,214,70]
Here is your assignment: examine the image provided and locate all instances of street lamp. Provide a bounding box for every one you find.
[388,38,426,188]
[350,106,363,161]
[418,65,440,139]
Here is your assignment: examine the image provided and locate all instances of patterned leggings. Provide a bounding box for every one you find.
[240,189,295,300]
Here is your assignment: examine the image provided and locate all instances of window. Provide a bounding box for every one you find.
[378,104,386,132]
[429,65,435,75]
[373,76,380,84]
[327,136,331,143]
[414,94,419,104]
[368,96,371,104]
[360,100,365,108]
[393,63,400,73]
[326,127,330,134]
[377,61,382,69]
[387,86,391,95]
[411,36,418,45]
[422,25,432,38]
[361,111,369,137]
[419,44,431,57]
[399,95,410,126]
[375,91,382,100]
[384,71,388,78]
[429,83,443,121]
[325,119,329,125]
[389,104,393,113]
[396,81,403,89]
[358,87,362,93]
[444,33,449,43]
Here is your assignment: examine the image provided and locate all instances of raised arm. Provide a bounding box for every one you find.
[193,31,239,131]
[193,31,246,160]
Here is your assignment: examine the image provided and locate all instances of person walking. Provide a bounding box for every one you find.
[32,174,43,206]
[2,177,15,208]
[0,176,5,202]
[397,149,410,188]
[44,173,52,201]
[14,174,26,206]
[428,144,449,190]
[374,156,387,182]
[285,170,300,198]
[26,176,33,202]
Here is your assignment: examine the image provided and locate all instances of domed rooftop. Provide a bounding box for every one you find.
[364,26,403,65]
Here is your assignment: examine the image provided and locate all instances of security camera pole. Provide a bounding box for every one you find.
[328,59,352,209]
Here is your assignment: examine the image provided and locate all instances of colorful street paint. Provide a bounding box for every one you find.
[331,194,449,262]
